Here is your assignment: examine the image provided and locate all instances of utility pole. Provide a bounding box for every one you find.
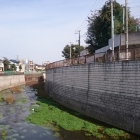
[75,30,81,47]
[125,0,129,60]
[111,0,114,60]
[78,30,81,47]
[69,42,72,59]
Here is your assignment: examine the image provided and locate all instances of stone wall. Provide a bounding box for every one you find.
[0,75,25,91]
[45,60,140,135]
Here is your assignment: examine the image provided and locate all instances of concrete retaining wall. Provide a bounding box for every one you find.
[25,74,43,83]
[45,60,140,135]
[0,75,25,91]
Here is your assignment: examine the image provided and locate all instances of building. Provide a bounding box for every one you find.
[34,64,45,71]
[9,59,20,71]
[94,32,140,61]
[29,60,34,71]
[80,49,89,56]
[0,59,4,72]
[25,59,34,71]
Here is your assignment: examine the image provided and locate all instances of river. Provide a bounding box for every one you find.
[0,85,139,140]
[0,86,58,140]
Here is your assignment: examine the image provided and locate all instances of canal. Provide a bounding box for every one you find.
[0,85,139,140]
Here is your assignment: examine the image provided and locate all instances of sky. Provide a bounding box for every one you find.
[0,0,140,64]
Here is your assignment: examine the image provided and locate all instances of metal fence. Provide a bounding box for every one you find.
[0,71,24,76]
[46,47,140,69]
[24,71,43,75]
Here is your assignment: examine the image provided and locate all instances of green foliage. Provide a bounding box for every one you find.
[103,128,130,139]
[19,65,22,71]
[26,98,130,140]
[86,1,140,53]
[0,97,4,102]
[10,64,16,71]
[54,132,60,137]
[62,44,84,59]
[3,57,10,71]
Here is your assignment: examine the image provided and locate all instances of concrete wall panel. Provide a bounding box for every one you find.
[45,60,140,135]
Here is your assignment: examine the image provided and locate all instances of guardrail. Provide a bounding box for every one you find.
[46,47,140,69]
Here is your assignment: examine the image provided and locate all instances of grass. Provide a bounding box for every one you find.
[0,125,10,140]
[26,98,130,140]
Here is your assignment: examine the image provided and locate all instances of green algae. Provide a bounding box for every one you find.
[0,113,4,119]
[26,98,130,140]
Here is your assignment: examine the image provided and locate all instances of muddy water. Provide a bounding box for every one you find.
[0,86,58,140]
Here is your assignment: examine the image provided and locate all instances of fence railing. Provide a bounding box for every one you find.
[24,71,43,75]
[0,71,24,76]
[46,47,140,70]
[0,71,44,76]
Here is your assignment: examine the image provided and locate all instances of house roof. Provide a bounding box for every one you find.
[10,59,20,64]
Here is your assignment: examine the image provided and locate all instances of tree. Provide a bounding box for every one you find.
[86,1,140,54]
[3,57,10,71]
[19,65,22,71]
[62,44,84,59]
[11,64,16,71]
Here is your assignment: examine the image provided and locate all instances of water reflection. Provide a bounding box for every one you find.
[0,86,58,140]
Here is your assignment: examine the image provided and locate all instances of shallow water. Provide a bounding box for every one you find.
[0,86,58,140]
[0,86,139,140]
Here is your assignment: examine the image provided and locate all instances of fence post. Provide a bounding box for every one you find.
[134,48,136,60]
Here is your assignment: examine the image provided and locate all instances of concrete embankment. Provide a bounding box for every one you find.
[0,75,25,91]
[0,72,44,92]
[45,60,140,135]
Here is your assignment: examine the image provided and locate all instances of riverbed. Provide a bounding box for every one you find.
[0,86,139,140]
[0,86,58,140]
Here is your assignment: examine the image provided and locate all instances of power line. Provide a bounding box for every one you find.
[75,0,104,31]
[74,0,106,45]
[75,1,98,31]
